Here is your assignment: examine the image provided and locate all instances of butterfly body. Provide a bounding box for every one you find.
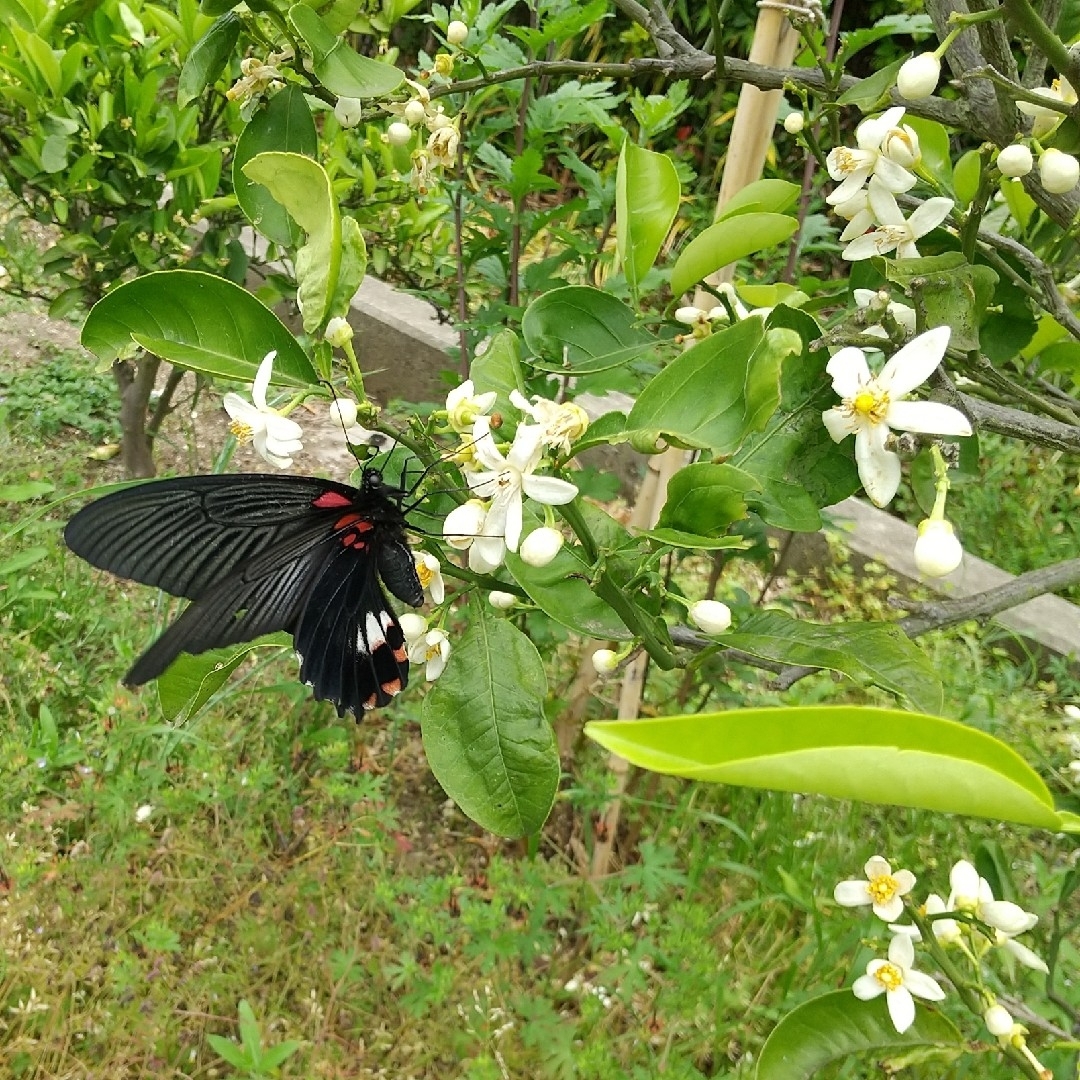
[64,470,423,716]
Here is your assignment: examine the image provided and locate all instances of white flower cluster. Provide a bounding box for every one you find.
[442,381,584,573]
[385,78,463,190]
[835,855,1048,1054]
[826,107,954,261]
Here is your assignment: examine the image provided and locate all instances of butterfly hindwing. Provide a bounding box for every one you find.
[65,470,424,716]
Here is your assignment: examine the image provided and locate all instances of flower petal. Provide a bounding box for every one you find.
[906,197,954,238]
[834,880,872,906]
[864,855,892,878]
[223,393,262,426]
[1000,937,1049,973]
[879,326,951,396]
[873,895,905,922]
[903,970,946,1001]
[843,231,898,261]
[888,932,915,969]
[949,859,980,901]
[855,424,902,507]
[252,351,277,409]
[885,400,972,437]
[868,180,905,225]
[471,416,507,471]
[852,974,885,1000]
[521,474,579,506]
[872,157,918,193]
[886,986,916,1033]
[822,407,855,443]
[264,412,304,441]
[826,347,872,397]
[506,423,545,473]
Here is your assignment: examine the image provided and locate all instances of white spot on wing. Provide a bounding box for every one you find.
[364,611,386,650]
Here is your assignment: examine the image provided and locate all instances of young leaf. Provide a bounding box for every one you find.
[615,141,680,296]
[756,991,961,1080]
[289,4,403,97]
[421,602,559,837]
[670,212,797,297]
[176,12,240,107]
[470,328,526,416]
[585,705,1065,828]
[656,463,760,537]
[81,270,317,386]
[234,85,318,246]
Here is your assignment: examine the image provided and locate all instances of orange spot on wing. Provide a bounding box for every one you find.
[381,679,402,696]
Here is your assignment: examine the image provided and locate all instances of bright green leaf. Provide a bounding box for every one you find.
[289,4,403,98]
[656,463,759,536]
[586,705,1064,828]
[952,149,982,209]
[470,328,525,416]
[837,58,904,110]
[81,270,317,386]
[717,178,801,218]
[421,603,559,837]
[641,528,750,550]
[0,481,55,502]
[670,212,797,297]
[907,116,953,190]
[176,12,240,107]
[0,547,50,576]
[615,141,680,296]
[756,991,962,1080]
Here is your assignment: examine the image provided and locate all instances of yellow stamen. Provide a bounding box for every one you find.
[874,962,904,992]
[832,147,858,175]
[229,420,254,443]
[849,387,889,424]
[417,563,435,588]
[867,872,900,905]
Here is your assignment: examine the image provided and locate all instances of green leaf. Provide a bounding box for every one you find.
[81,270,317,386]
[1000,176,1037,229]
[242,151,341,332]
[237,1000,263,1058]
[289,4,403,98]
[0,481,55,502]
[670,213,797,297]
[205,1035,251,1071]
[10,25,61,97]
[627,318,795,452]
[156,636,290,721]
[906,116,953,191]
[615,141,680,296]
[521,286,655,373]
[733,306,859,531]
[563,409,627,458]
[234,86,318,246]
[837,58,904,110]
[953,149,982,209]
[723,609,942,712]
[756,991,962,1080]
[717,178,801,218]
[0,547,50,576]
[586,705,1065,828]
[641,528,750,551]
[421,603,559,837]
[40,133,68,173]
[656,463,759,536]
[177,12,240,107]
[470,328,526,416]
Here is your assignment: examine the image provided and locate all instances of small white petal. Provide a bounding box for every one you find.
[826,347,872,397]
[822,407,855,443]
[1000,937,1049,973]
[886,986,916,1033]
[521,473,579,506]
[834,880,873,907]
[852,973,885,1000]
[252,351,277,409]
[854,424,902,507]
[885,400,972,437]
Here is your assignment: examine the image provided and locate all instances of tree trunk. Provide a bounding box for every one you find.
[112,355,160,478]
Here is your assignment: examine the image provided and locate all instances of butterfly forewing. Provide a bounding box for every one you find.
[64,471,424,716]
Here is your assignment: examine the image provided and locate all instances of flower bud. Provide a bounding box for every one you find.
[398,612,428,642]
[896,53,940,100]
[783,112,805,135]
[1040,148,1080,193]
[592,648,619,674]
[488,590,517,610]
[446,19,469,45]
[387,121,413,146]
[519,527,564,568]
[330,397,359,427]
[443,500,487,549]
[334,96,363,128]
[997,143,1033,178]
[984,1004,1015,1038]
[325,316,353,348]
[881,126,921,169]
[688,600,732,635]
[404,99,427,126]
[1064,704,1080,721]
[914,519,963,577]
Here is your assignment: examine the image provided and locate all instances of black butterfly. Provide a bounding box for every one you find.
[63,470,424,717]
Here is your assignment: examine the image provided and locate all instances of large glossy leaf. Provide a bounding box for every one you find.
[670,212,797,297]
[757,992,962,1080]
[289,4,403,98]
[234,86,318,246]
[627,318,795,452]
[421,603,559,837]
[521,286,656,373]
[177,12,240,107]
[242,152,341,332]
[585,705,1066,828]
[733,306,860,531]
[721,609,942,712]
[470,328,526,417]
[656,463,759,536]
[615,141,680,296]
[81,270,317,386]
[718,178,800,218]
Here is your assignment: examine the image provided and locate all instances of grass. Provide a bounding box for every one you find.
[2,309,1080,1079]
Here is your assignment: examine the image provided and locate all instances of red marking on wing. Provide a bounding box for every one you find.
[392,644,407,663]
[333,513,374,549]
[381,678,402,696]
[313,491,353,509]
[362,692,379,710]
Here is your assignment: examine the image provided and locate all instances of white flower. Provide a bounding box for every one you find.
[896,53,940,100]
[446,19,469,45]
[467,417,579,561]
[135,804,154,823]
[519,526,564,567]
[325,317,353,347]
[1019,77,1076,138]
[984,1003,1016,1038]
[688,600,733,635]
[387,121,413,146]
[399,613,428,644]
[1064,704,1080,721]
[783,112,805,134]
[509,390,589,454]
[446,379,497,433]
[834,855,916,922]
[329,398,390,450]
[414,552,445,604]
[821,327,972,507]
[826,107,920,206]
[427,123,460,167]
[334,96,363,128]
[1039,148,1080,193]
[488,590,517,610]
[223,351,304,469]
[443,499,488,550]
[998,144,1034,178]
[914,518,963,577]
[852,933,945,1033]
[924,892,961,944]
[408,627,451,681]
[853,288,917,337]
[842,194,954,261]
[592,648,619,674]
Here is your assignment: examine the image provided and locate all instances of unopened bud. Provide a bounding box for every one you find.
[592,649,619,674]
[519,527,564,568]
[896,53,941,100]
[387,121,413,146]
[688,600,732,635]
[914,519,963,577]
[446,19,469,45]
[783,112,805,134]
[334,96,363,128]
